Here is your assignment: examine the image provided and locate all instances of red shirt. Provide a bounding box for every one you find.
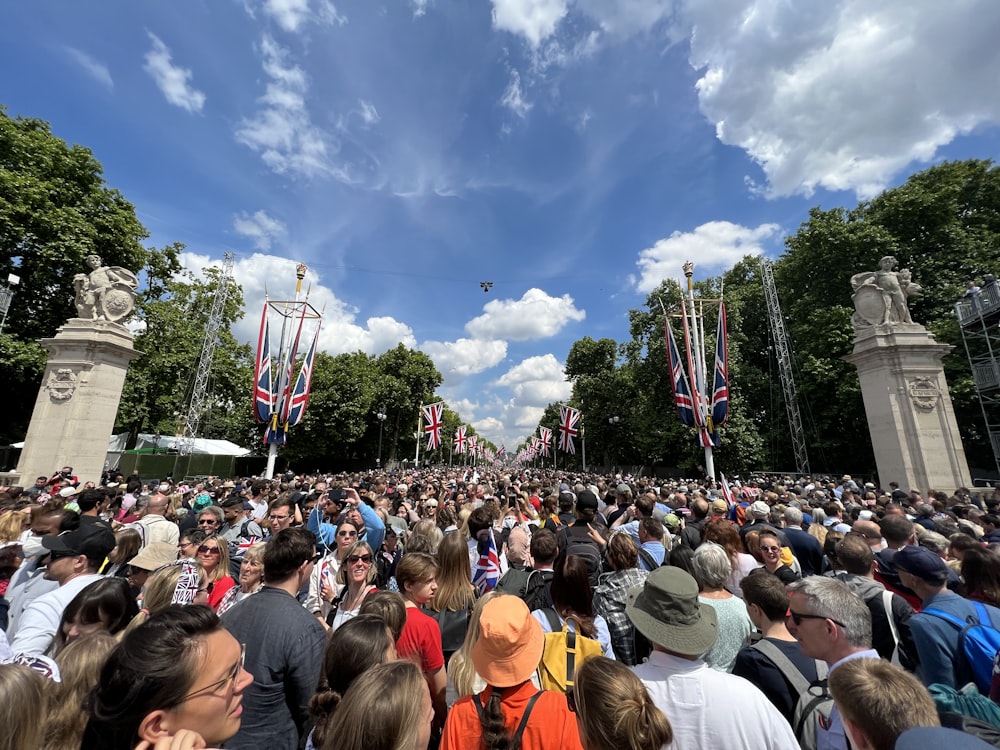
[207,575,236,612]
[397,605,445,673]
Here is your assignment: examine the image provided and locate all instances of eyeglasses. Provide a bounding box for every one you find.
[566,687,577,713]
[198,545,221,556]
[337,530,358,538]
[347,554,373,565]
[789,611,847,629]
[760,546,781,553]
[179,644,246,702]
[268,514,290,521]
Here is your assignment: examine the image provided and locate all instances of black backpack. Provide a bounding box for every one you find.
[495,567,554,612]
[559,527,603,586]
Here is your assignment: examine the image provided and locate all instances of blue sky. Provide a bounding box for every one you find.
[3,1,999,450]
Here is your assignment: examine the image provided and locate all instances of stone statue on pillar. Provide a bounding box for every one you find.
[843,257,971,492]
[15,256,142,486]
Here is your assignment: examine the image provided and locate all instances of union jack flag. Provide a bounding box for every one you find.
[681,304,708,429]
[287,322,321,427]
[275,307,306,426]
[468,435,477,455]
[422,402,444,450]
[472,527,501,594]
[538,427,552,457]
[253,303,272,424]
[497,444,506,459]
[558,405,580,454]
[665,316,696,428]
[453,425,467,454]
[720,473,736,508]
[711,302,729,428]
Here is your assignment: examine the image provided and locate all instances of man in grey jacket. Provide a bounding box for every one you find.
[222,528,326,750]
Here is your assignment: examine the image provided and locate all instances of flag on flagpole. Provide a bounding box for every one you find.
[453,425,467,454]
[665,318,696,428]
[422,402,444,450]
[538,427,552,457]
[558,405,580,454]
[253,303,272,424]
[468,435,477,456]
[472,527,501,594]
[275,306,306,426]
[286,321,321,427]
[711,302,729,428]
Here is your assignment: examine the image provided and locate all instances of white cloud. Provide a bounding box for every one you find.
[500,70,533,118]
[573,0,674,37]
[634,221,781,292]
[495,354,571,404]
[64,47,113,89]
[420,338,508,379]
[681,0,1000,197]
[236,36,338,180]
[255,0,346,31]
[465,288,585,341]
[143,33,205,113]
[233,210,286,251]
[491,0,568,47]
[358,100,380,126]
[411,0,430,17]
[179,251,415,356]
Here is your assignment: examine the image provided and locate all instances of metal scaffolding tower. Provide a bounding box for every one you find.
[955,285,1000,475]
[179,252,235,456]
[761,258,811,475]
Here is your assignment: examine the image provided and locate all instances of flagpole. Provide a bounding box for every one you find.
[415,406,422,466]
[683,261,714,480]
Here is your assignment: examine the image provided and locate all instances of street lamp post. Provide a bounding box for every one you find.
[608,414,620,472]
[376,407,387,469]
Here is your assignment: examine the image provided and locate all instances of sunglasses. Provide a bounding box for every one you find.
[337,530,358,538]
[198,545,221,556]
[347,554,373,565]
[198,519,218,525]
[48,550,80,562]
[760,545,781,553]
[789,611,847,629]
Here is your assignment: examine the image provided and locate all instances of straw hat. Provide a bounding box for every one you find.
[471,596,544,688]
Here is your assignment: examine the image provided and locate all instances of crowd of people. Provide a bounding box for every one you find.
[1,464,1000,749]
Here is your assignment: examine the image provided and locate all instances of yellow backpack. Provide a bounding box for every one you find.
[537,609,604,694]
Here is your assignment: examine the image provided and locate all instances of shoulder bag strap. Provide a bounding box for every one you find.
[564,616,579,688]
[922,608,968,629]
[882,589,901,648]
[543,607,562,632]
[472,692,486,722]
[510,692,544,750]
[751,638,811,695]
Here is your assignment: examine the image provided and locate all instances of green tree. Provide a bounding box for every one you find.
[375,345,443,462]
[0,108,149,341]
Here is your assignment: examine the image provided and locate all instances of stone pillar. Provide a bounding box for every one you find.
[843,323,972,492]
[16,319,141,486]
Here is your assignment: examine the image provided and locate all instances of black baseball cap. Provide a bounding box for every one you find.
[42,525,115,560]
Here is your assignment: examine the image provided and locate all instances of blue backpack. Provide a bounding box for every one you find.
[923,602,1000,694]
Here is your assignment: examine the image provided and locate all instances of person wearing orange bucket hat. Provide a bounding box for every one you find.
[441,595,583,750]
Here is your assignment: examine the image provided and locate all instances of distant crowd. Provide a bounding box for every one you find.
[1,464,1000,750]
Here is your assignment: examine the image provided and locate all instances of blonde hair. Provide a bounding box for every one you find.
[447,591,498,698]
[828,659,939,750]
[0,664,46,750]
[320,660,427,750]
[429,531,476,613]
[43,632,119,750]
[574,657,673,750]
[243,541,267,565]
[0,510,27,542]
[395,552,438,601]
[123,561,207,634]
[410,519,443,550]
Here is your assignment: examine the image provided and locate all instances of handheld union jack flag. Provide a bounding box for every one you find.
[453,425,467,454]
[472,527,501,594]
[286,322,321,427]
[720,473,735,508]
[538,427,552,457]
[665,318,696,428]
[422,402,444,450]
[711,302,729,428]
[253,303,272,424]
[558,405,580,454]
